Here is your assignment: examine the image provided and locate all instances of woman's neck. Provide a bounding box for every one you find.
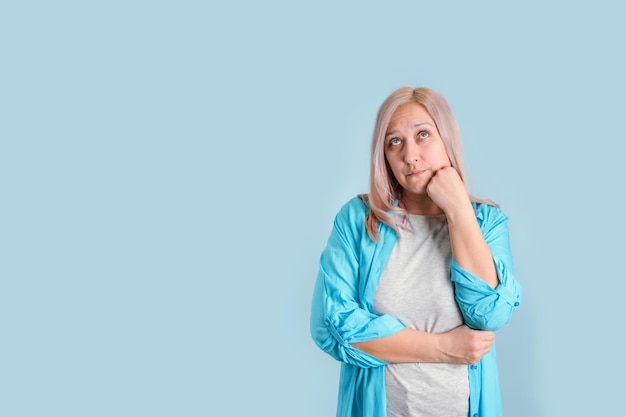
[399,192,444,216]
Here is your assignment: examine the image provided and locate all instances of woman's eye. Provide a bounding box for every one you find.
[389,137,401,146]
[418,131,429,139]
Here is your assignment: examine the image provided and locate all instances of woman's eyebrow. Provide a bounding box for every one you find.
[385,122,432,137]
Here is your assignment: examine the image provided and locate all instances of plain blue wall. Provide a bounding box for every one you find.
[2,1,624,416]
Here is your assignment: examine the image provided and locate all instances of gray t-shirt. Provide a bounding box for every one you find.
[373,214,469,417]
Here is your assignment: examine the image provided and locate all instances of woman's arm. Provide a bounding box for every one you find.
[311,198,406,368]
[427,167,498,288]
[446,204,499,288]
[352,325,495,364]
[426,167,522,331]
[450,206,522,331]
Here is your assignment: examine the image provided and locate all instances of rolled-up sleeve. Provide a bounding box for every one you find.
[310,200,405,368]
[451,204,523,331]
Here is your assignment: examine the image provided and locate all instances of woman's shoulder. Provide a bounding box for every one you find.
[335,194,370,223]
[472,201,509,228]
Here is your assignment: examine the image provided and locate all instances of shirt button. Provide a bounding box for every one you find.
[473,414,479,417]
[471,365,478,370]
[514,302,520,307]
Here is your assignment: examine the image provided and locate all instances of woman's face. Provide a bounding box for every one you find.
[384,103,451,197]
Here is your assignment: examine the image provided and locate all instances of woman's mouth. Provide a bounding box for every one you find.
[407,170,426,177]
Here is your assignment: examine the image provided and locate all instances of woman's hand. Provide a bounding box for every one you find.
[437,324,496,364]
[426,167,471,215]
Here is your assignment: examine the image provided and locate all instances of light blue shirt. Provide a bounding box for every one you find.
[310,196,522,417]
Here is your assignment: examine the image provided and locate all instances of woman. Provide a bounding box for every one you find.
[310,87,522,417]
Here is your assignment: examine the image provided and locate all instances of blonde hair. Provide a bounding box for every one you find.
[364,86,496,241]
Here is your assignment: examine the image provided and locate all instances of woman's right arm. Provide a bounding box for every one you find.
[310,200,405,368]
[351,325,495,365]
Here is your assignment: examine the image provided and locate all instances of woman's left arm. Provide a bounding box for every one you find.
[428,167,498,287]
[449,203,522,331]
[445,201,499,288]
[428,167,522,331]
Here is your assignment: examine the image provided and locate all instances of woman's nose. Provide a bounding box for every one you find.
[403,148,419,163]
[403,142,420,163]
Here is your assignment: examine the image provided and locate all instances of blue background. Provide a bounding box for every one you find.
[2,1,624,416]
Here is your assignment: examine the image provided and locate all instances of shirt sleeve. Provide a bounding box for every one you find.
[451,204,523,331]
[310,199,406,368]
